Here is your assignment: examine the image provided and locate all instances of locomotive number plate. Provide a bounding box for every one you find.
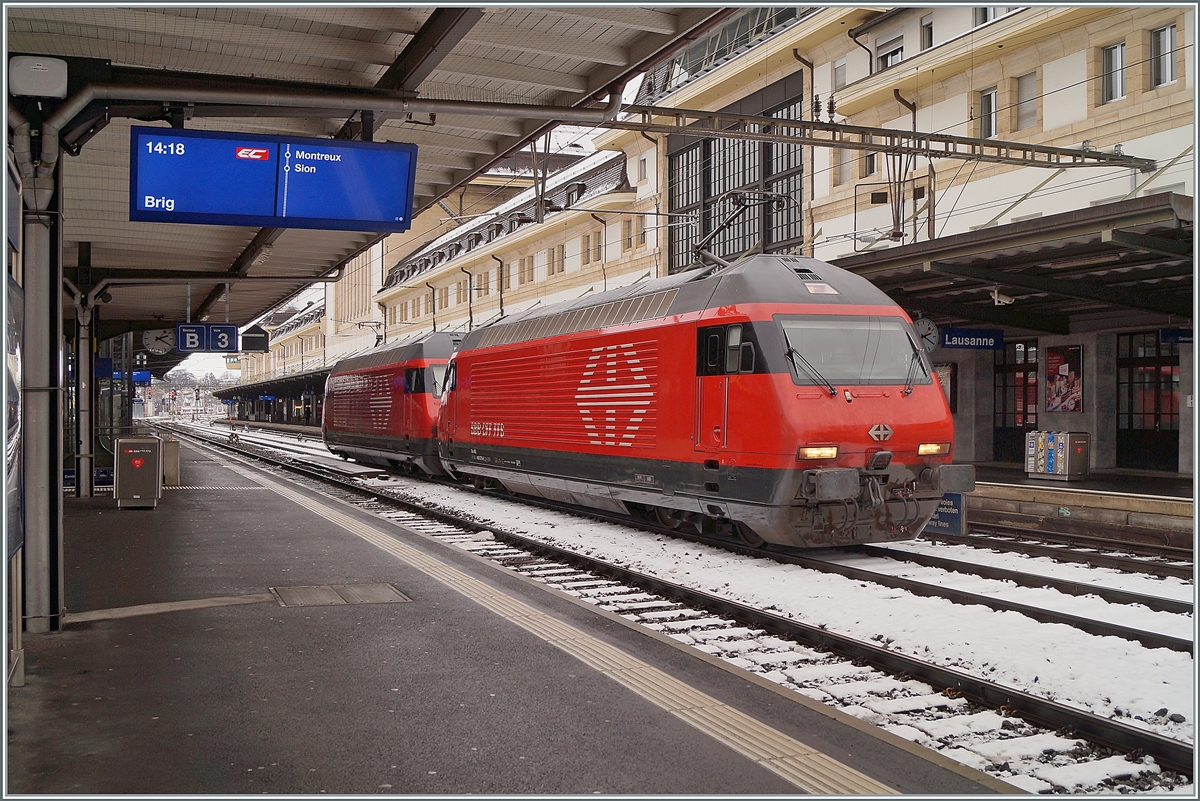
[470,421,505,438]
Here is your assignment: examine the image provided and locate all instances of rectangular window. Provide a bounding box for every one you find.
[1015,72,1037,130]
[862,135,876,176]
[547,244,565,276]
[876,36,903,71]
[920,15,933,50]
[582,234,591,265]
[1151,24,1176,88]
[636,215,646,246]
[438,286,449,310]
[456,280,466,305]
[974,7,997,26]
[980,87,998,138]
[832,59,847,91]
[518,257,529,285]
[622,219,634,251]
[836,149,851,186]
[478,270,490,296]
[637,157,647,182]
[1102,42,1125,102]
[503,262,511,290]
[593,230,603,262]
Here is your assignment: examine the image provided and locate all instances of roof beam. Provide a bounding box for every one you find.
[894,293,1071,334]
[1102,229,1194,259]
[584,7,735,96]
[194,228,287,322]
[376,7,485,92]
[925,260,1191,318]
[606,106,1158,172]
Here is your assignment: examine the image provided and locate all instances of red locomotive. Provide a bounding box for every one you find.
[435,254,974,547]
[323,332,461,475]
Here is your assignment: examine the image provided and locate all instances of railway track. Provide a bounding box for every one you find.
[165,423,1194,792]
[925,528,1193,580]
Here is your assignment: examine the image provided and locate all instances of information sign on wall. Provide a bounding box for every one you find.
[939,328,1004,350]
[130,127,418,232]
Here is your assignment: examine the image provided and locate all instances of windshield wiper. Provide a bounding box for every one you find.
[902,348,929,396]
[785,345,837,396]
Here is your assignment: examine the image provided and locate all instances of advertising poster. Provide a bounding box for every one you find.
[1045,345,1083,413]
[6,275,24,559]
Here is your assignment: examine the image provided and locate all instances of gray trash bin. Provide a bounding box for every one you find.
[115,436,163,508]
[162,438,180,486]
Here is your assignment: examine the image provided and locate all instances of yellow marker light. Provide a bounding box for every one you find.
[798,446,838,460]
[918,442,951,456]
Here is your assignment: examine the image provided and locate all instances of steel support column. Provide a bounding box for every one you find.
[21,162,64,635]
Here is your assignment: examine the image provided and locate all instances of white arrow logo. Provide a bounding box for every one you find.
[868,423,893,441]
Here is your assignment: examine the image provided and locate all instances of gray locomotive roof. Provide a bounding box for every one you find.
[458,254,902,352]
[329,331,462,375]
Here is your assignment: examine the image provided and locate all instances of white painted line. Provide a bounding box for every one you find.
[65,593,276,623]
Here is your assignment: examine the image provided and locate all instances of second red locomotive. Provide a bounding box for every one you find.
[323,332,461,475]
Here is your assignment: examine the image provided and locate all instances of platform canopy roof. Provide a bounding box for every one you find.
[6,5,736,373]
[832,193,1193,335]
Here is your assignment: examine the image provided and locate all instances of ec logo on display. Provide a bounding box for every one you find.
[236,147,270,160]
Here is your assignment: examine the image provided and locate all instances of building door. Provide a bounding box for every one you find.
[993,340,1039,463]
[1117,332,1180,471]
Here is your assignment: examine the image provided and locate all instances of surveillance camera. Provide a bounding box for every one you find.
[990,288,1014,306]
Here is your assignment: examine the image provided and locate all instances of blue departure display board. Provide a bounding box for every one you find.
[129,127,418,232]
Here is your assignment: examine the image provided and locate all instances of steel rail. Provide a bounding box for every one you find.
[859,544,1193,616]
[968,522,1193,561]
[925,531,1193,580]
[786,551,1191,654]
[165,424,1194,777]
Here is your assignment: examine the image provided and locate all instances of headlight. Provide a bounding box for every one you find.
[918,442,951,456]
[798,445,838,460]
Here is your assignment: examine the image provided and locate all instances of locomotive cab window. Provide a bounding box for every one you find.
[404,368,425,394]
[698,323,759,375]
[778,315,930,387]
[444,362,457,393]
[428,365,449,398]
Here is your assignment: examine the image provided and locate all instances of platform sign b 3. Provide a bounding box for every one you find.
[176,323,239,353]
[176,323,207,352]
[208,324,239,352]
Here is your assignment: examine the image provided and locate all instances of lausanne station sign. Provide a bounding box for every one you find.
[129,127,417,232]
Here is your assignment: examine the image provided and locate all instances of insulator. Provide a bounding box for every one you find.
[827,96,836,119]
[812,94,821,121]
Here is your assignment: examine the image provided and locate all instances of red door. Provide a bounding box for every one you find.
[696,375,727,451]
